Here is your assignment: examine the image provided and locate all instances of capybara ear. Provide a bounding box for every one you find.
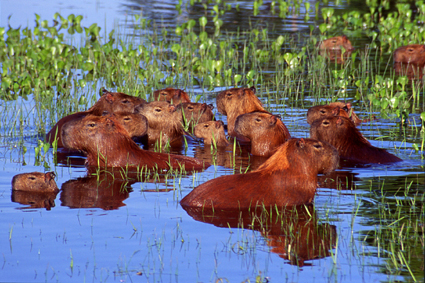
[101,88,109,96]
[269,115,278,125]
[337,116,343,126]
[346,102,352,110]
[45,172,56,182]
[207,104,214,110]
[104,92,115,104]
[331,106,340,116]
[105,118,113,125]
[214,121,222,129]
[169,105,177,112]
[342,35,348,41]
[297,138,305,149]
[249,86,256,94]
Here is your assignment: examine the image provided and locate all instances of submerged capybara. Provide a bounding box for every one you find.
[152,87,191,104]
[318,35,354,51]
[234,112,291,157]
[194,120,230,147]
[102,111,148,140]
[393,44,425,66]
[61,115,209,171]
[46,89,146,147]
[180,138,339,209]
[177,102,214,129]
[307,102,364,126]
[310,116,402,164]
[216,86,267,136]
[135,101,184,146]
[12,172,58,193]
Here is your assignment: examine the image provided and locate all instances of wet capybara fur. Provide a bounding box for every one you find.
[102,111,148,140]
[307,102,363,126]
[153,87,191,104]
[194,120,229,147]
[393,44,425,66]
[235,112,291,157]
[216,86,266,136]
[177,102,214,129]
[12,172,58,193]
[61,115,210,171]
[310,116,402,164]
[135,101,184,147]
[318,35,354,51]
[180,138,339,209]
[47,89,146,147]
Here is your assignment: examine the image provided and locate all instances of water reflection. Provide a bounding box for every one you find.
[11,190,59,210]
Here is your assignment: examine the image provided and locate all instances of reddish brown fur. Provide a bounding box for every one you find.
[310,116,402,164]
[176,102,214,129]
[318,35,354,51]
[194,121,230,147]
[180,138,339,209]
[393,44,425,66]
[11,190,59,210]
[12,172,58,193]
[102,111,148,139]
[61,115,209,171]
[153,87,191,104]
[235,112,291,157]
[216,86,266,136]
[307,102,363,126]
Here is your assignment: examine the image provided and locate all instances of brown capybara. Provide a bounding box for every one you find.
[135,101,184,147]
[194,120,230,147]
[102,111,148,140]
[216,86,267,137]
[318,35,354,51]
[307,102,364,126]
[152,87,191,104]
[393,44,425,66]
[46,89,146,147]
[61,115,210,172]
[12,190,59,210]
[310,116,402,164]
[12,172,59,193]
[234,112,291,157]
[177,102,214,130]
[180,138,339,209]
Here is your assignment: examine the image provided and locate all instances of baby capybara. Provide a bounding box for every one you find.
[180,138,339,209]
[47,89,146,147]
[194,120,230,147]
[318,35,354,51]
[307,102,363,126]
[234,112,291,157]
[12,172,58,193]
[393,44,425,66]
[310,116,402,164]
[135,101,184,146]
[153,87,191,104]
[177,102,214,129]
[216,86,266,136]
[61,115,209,171]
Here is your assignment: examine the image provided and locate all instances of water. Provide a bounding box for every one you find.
[0,0,424,282]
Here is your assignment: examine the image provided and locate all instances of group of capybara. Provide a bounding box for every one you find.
[12,35,409,212]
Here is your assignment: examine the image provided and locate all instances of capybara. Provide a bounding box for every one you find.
[393,44,425,66]
[180,138,339,209]
[47,89,146,147]
[318,35,354,51]
[234,112,291,157]
[152,87,191,104]
[194,120,230,147]
[177,102,214,129]
[102,111,148,140]
[307,102,363,126]
[61,115,210,171]
[310,116,402,164]
[12,172,59,193]
[216,86,267,136]
[12,190,59,210]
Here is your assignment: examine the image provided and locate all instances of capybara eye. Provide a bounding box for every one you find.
[255,118,261,122]
[122,99,129,104]
[155,108,162,112]
[28,176,36,180]
[323,121,330,126]
[332,40,337,43]
[188,106,194,110]
[313,144,322,149]
[226,92,232,97]
[89,123,96,127]
[161,92,167,96]
[123,117,131,121]
[320,110,326,114]
[203,124,209,128]
[408,48,414,52]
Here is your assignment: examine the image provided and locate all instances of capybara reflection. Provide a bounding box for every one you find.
[61,115,209,171]
[235,112,291,157]
[153,87,191,104]
[307,102,363,126]
[194,121,229,147]
[216,86,266,136]
[318,35,354,51]
[177,102,214,129]
[180,138,339,209]
[310,116,402,164]
[12,190,59,210]
[12,172,58,193]
[135,101,184,146]
[47,89,146,147]
[393,44,425,66]
[102,111,148,140]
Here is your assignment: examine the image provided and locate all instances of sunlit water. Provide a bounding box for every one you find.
[0,1,424,282]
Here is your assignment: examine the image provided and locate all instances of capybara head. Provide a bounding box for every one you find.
[135,101,181,130]
[102,111,148,139]
[177,102,214,128]
[12,172,58,193]
[393,44,425,66]
[318,35,354,51]
[216,86,263,115]
[153,87,191,104]
[307,102,361,125]
[194,120,229,146]
[310,116,402,164]
[89,89,146,115]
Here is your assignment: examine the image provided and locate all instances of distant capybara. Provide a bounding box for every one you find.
[135,101,184,146]
[194,120,230,147]
[310,116,402,164]
[393,44,425,66]
[318,35,354,51]
[153,87,191,104]
[61,115,209,171]
[234,112,291,157]
[307,102,363,126]
[180,138,339,209]
[47,89,146,147]
[177,102,214,129]
[12,172,59,193]
[102,111,148,140]
[216,86,267,136]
